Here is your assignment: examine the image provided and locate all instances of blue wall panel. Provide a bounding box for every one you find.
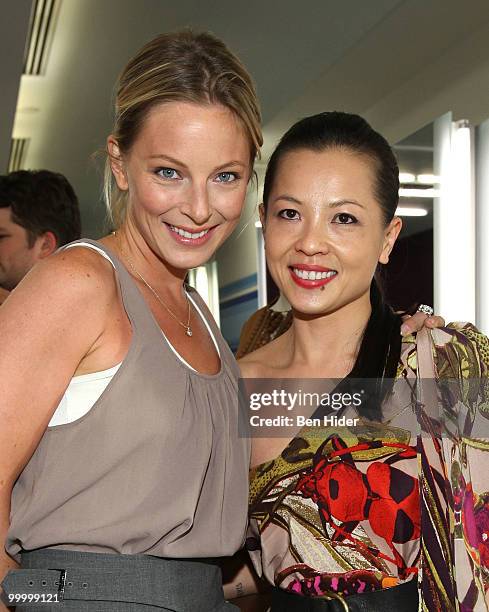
[219,273,258,352]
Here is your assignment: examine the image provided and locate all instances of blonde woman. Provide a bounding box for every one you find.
[0,31,261,611]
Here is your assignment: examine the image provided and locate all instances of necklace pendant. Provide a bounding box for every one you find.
[186,327,193,337]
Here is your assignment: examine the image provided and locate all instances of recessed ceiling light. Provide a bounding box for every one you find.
[399,187,439,198]
[417,173,439,184]
[396,206,428,217]
[399,172,416,183]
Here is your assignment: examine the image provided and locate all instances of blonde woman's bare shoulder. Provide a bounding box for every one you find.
[0,243,122,411]
[34,244,114,291]
[0,244,118,331]
[50,242,115,278]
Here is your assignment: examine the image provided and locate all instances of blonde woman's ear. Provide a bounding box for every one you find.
[107,136,128,191]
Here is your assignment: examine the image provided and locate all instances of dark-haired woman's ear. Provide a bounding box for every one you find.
[107,136,128,191]
[379,216,402,265]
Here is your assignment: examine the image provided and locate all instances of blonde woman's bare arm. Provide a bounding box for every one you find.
[0,250,115,603]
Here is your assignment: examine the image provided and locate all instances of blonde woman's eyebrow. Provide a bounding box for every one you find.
[148,154,246,172]
[148,154,187,167]
[214,161,247,171]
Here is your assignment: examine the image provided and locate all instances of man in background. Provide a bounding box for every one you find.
[0,170,81,305]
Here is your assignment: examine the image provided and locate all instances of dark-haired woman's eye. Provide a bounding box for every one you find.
[333,212,357,224]
[156,167,179,180]
[278,209,300,220]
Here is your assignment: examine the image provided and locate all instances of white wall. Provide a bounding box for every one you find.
[476,120,489,334]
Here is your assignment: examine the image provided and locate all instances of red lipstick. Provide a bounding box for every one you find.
[289,264,337,289]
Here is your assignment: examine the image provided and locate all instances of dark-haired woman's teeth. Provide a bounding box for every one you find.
[170,225,209,239]
[292,268,337,280]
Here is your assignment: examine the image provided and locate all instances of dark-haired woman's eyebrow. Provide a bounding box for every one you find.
[329,199,365,209]
[272,195,303,206]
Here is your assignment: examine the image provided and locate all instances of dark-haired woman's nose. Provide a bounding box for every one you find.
[182,184,212,225]
[294,221,330,256]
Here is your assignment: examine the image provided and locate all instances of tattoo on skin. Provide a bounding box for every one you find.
[236,581,244,598]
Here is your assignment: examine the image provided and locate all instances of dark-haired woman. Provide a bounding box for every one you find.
[238,112,489,611]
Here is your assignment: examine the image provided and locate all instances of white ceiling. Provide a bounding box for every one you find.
[4,0,489,236]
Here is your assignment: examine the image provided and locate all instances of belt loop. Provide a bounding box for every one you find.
[48,568,67,601]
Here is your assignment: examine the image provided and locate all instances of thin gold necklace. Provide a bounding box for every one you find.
[116,233,193,337]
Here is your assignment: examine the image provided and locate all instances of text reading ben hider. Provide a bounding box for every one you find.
[249,414,359,427]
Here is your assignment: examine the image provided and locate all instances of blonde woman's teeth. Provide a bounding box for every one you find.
[293,268,337,280]
[170,225,209,239]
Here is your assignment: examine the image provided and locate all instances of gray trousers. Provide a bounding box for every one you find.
[2,549,238,611]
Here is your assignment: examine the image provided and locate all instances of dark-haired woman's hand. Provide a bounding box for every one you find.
[400,311,445,336]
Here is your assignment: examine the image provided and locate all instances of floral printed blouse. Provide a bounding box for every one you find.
[247,323,489,611]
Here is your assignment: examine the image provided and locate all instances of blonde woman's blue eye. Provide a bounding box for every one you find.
[216,172,236,183]
[157,168,179,179]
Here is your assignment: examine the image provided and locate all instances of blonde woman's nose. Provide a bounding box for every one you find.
[182,185,212,225]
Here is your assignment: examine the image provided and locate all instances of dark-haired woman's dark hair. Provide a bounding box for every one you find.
[263,111,399,223]
[263,112,402,419]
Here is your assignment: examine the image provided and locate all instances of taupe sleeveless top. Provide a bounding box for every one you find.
[7,240,250,561]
